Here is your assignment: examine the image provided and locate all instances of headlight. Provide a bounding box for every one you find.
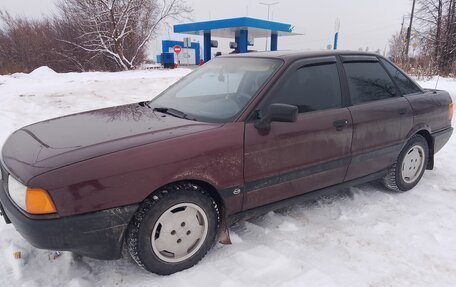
[7,176,56,214]
[8,176,27,210]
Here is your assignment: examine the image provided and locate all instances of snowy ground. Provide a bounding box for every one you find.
[0,67,456,287]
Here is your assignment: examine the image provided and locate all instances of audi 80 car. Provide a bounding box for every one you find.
[0,51,453,275]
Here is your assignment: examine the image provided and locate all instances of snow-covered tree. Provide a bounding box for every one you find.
[57,0,191,70]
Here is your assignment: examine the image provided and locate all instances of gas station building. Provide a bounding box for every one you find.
[169,17,299,63]
[161,40,201,65]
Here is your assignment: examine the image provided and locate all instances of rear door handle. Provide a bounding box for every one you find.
[398,108,407,115]
[333,119,348,131]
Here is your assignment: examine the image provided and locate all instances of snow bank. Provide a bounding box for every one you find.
[0,69,456,287]
[28,66,57,78]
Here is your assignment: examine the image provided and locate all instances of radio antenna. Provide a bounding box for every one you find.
[433,76,440,94]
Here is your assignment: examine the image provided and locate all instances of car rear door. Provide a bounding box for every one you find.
[341,55,414,180]
[242,57,353,210]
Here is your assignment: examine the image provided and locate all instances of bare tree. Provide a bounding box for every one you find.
[56,0,191,70]
[0,0,191,74]
[389,32,406,64]
[414,0,455,74]
[441,0,456,74]
[389,0,456,76]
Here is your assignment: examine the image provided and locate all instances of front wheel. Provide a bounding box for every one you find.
[126,183,219,275]
[383,135,429,192]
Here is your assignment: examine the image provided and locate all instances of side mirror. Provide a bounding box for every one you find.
[254,103,298,130]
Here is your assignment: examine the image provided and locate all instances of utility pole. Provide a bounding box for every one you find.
[405,0,416,58]
[259,2,279,50]
[400,16,405,36]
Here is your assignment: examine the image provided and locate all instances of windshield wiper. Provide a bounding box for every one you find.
[153,107,197,121]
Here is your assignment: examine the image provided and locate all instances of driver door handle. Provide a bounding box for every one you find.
[333,119,349,131]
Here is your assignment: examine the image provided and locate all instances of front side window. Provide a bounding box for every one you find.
[344,62,397,105]
[380,58,422,95]
[270,63,342,113]
[151,57,282,123]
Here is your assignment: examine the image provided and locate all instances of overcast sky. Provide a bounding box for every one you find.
[0,0,413,56]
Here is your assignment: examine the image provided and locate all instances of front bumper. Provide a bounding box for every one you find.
[0,174,138,260]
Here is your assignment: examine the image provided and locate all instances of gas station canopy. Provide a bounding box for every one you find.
[173,17,301,62]
[174,17,299,38]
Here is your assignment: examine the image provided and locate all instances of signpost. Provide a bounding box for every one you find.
[183,38,190,48]
[173,45,181,67]
[183,38,190,66]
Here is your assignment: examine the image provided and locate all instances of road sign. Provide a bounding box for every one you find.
[173,45,182,54]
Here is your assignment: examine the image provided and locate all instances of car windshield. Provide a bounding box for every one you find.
[150,57,282,123]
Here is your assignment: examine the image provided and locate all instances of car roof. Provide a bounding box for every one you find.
[220,50,383,61]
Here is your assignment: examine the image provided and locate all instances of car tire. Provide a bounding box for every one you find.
[383,135,429,192]
[126,182,219,275]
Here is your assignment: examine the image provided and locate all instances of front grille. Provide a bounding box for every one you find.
[0,160,12,223]
[0,162,3,182]
[0,162,5,190]
[0,160,8,190]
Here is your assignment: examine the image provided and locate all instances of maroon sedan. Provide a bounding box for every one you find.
[0,51,453,275]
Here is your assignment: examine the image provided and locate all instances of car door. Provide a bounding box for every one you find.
[341,55,414,181]
[242,57,353,210]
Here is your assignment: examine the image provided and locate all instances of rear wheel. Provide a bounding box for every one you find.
[126,183,219,275]
[383,135,429,192]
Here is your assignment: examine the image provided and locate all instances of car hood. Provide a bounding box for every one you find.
[1,103,221,183]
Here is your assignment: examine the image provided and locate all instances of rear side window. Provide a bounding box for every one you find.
[273,63,341,113]
[380,58,422,95]
[344,62,397,105]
